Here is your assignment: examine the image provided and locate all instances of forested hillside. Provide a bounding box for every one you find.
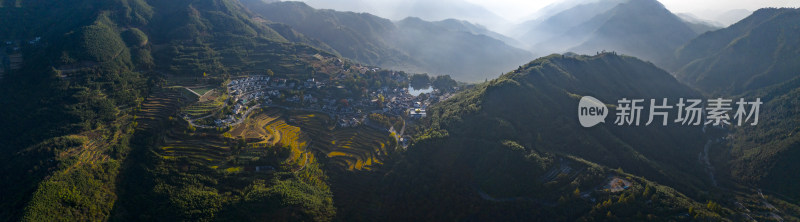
[672,8,800,202]
[328,53,737,220]
[0,0,339,220]
[674,8,800,94]
[0,0,153,220]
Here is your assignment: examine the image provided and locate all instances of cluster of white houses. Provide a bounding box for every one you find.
[203,72,443,128]
[228,75,274,96]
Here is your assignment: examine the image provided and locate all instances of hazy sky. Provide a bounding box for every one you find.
[465,0,800,21]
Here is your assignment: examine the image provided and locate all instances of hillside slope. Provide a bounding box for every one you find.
[725,76,800,201]
[330,54,737,220]
[421,53,708,192]
[0,0,339,220]
[672,8,800,201]
[674,8,800,95]
[0,0,153,220]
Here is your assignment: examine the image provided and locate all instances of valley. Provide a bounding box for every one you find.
[1,0,799,221]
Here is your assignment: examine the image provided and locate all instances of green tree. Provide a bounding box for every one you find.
[121,28,148,47]
[432,75,457,91]
[643,185,652,197]
[410,73,430,89]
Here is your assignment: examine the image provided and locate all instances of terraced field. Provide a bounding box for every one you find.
[157,107,313,172]
[228,108,312,152]
[160,130,230,166]
[181,88,225,119]
[133,86,249,171]
[223,108,396,171]
[135,89,185,132]
[324,129,391,170]
[156,126,290,173]
[227,108,311,170]
[55,132,112,175]
[154,97,395,172]
[291,112,396,171]
[183,100,223,118]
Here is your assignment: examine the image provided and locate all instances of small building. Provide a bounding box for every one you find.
[409,108,426,118]
[233,104,243,114]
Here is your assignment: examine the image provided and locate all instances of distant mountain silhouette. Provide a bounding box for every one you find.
[517,0,702,69]
[244,1,532,82]
[296,0,510,30]
[676,13,723,34]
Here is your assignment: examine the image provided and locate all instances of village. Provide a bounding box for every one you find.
[185,70,454,130]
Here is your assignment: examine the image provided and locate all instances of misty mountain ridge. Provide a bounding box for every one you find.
[567,0,698,65]
[293,0,511,32]
[256,0,753,78]
[514,0,624,45]
[244,1,532,82]
[676,13,724,34]
[429,18,527,49]
[515,0,705,69]
[684,8,753,27]
[674,7,800,94]
[713,9,754,26]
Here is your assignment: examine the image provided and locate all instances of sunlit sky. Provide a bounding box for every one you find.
[465,0,800,21]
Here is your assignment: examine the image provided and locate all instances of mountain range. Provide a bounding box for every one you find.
[357,7,800,217]
[294,0,510,31]
[243,0,532,82]
[672,8,800,201]
[1,0,799,221]
[515,0,718,68]
[674,8,800,94]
